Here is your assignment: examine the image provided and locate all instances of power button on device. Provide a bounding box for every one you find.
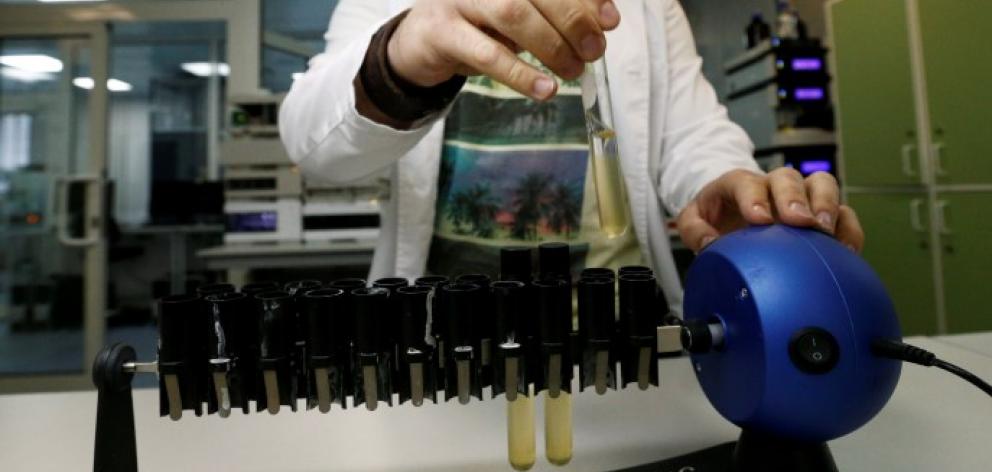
[789,328,839,374]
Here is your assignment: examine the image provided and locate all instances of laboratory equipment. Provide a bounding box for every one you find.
[93,225,992,472]
[222,198,302,243]
[301,200,380,243]
[580,58,631,239]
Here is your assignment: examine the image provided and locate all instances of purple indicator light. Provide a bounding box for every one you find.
[800,160,833,175]
[795,87,825,101]
[791,58,823,71]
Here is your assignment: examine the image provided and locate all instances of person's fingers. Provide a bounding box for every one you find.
[768,167,817,226]
[529,0,605,62]
[466,0,585,79]
[722,170,774,225]
[441,19,557,100]
[835,205,865,253]
[677,201,721,253]
[586,0,621,30]
[805,171,840,234]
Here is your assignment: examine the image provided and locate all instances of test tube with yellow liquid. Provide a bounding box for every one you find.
[581,58,631,239]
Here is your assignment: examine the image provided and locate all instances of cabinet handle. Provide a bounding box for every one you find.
[900,143,917,177]
[933,142,947,177]
[936,200,951,235]
[909,198,924,232]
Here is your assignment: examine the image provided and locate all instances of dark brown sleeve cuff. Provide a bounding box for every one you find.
[356,9,466,129]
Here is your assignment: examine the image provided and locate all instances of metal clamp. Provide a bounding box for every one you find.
[933,142,947,177]
[53,174,103,247]
[936,200,951,235]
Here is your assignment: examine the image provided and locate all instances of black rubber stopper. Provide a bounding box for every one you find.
[538,242,571,282]
[92,343,137,472]
[578,277,615,343]
[204,291,254,359]
[500,246,533,282]
[373,277,409,290]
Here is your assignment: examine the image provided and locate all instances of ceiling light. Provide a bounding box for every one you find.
[0,54,63,74]
[72,77,94,89]
[1,67,54,82]
[181,62,229,77]
[73,76,134,93]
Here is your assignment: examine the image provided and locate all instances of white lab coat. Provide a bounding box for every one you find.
[279,0,761,314]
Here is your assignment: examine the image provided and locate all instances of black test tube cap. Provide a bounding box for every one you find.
[352,287,388,354]
[534,279,569,346]
[618,265,653,276]
[285,280,322,297]
[299,288,345,362]
[456,274,491,288]
[414,276,449,288]
[441,283,479,348]
[619,273,658,339]
[581,267,616,281]
[373,278,409,290]
[538,242,571,282]
[500,246,533,282]
[255,291,295,361]
[492,281,526,343]
[197,283,235,298]
[241,281,279,297]
[578,277,615,343]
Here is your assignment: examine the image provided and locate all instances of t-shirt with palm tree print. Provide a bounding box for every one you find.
[426,53,643,278]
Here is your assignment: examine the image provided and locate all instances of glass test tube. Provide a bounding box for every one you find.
[508,391,536,470]
[544,391,573,465]
[581,58,631,239]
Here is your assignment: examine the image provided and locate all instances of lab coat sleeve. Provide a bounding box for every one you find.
[655,0,762,215]
[279,1,443,185]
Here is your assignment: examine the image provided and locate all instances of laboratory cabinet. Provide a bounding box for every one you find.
[934,192,992,333]
[846,192,937,335]
[830,0,992,334]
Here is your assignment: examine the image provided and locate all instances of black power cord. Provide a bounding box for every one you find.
[872,339,992,398]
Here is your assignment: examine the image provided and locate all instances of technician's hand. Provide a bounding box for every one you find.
[677,168,865,253]
[387,0,621,100]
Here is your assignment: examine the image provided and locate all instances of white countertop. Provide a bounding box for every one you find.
[2,336,990,471]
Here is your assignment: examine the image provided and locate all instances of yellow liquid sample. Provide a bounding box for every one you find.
[544,392,573,466]
[507,396,536,471]
[589,127,631,239]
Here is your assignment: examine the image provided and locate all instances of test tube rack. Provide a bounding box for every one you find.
[92,243,689,471]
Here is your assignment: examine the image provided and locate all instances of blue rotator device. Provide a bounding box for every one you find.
[674,225,902,472]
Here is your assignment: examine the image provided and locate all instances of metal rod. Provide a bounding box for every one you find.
[548,353,562,399]
[594,350,609,395]
[362,365,378,411]
[637,346,652,390]
[122,361,158,374]
[410,363,425,407]
[263,370,280,415]
[163,374,182,421]
[314,367,331,413]
[505,356,519,402]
